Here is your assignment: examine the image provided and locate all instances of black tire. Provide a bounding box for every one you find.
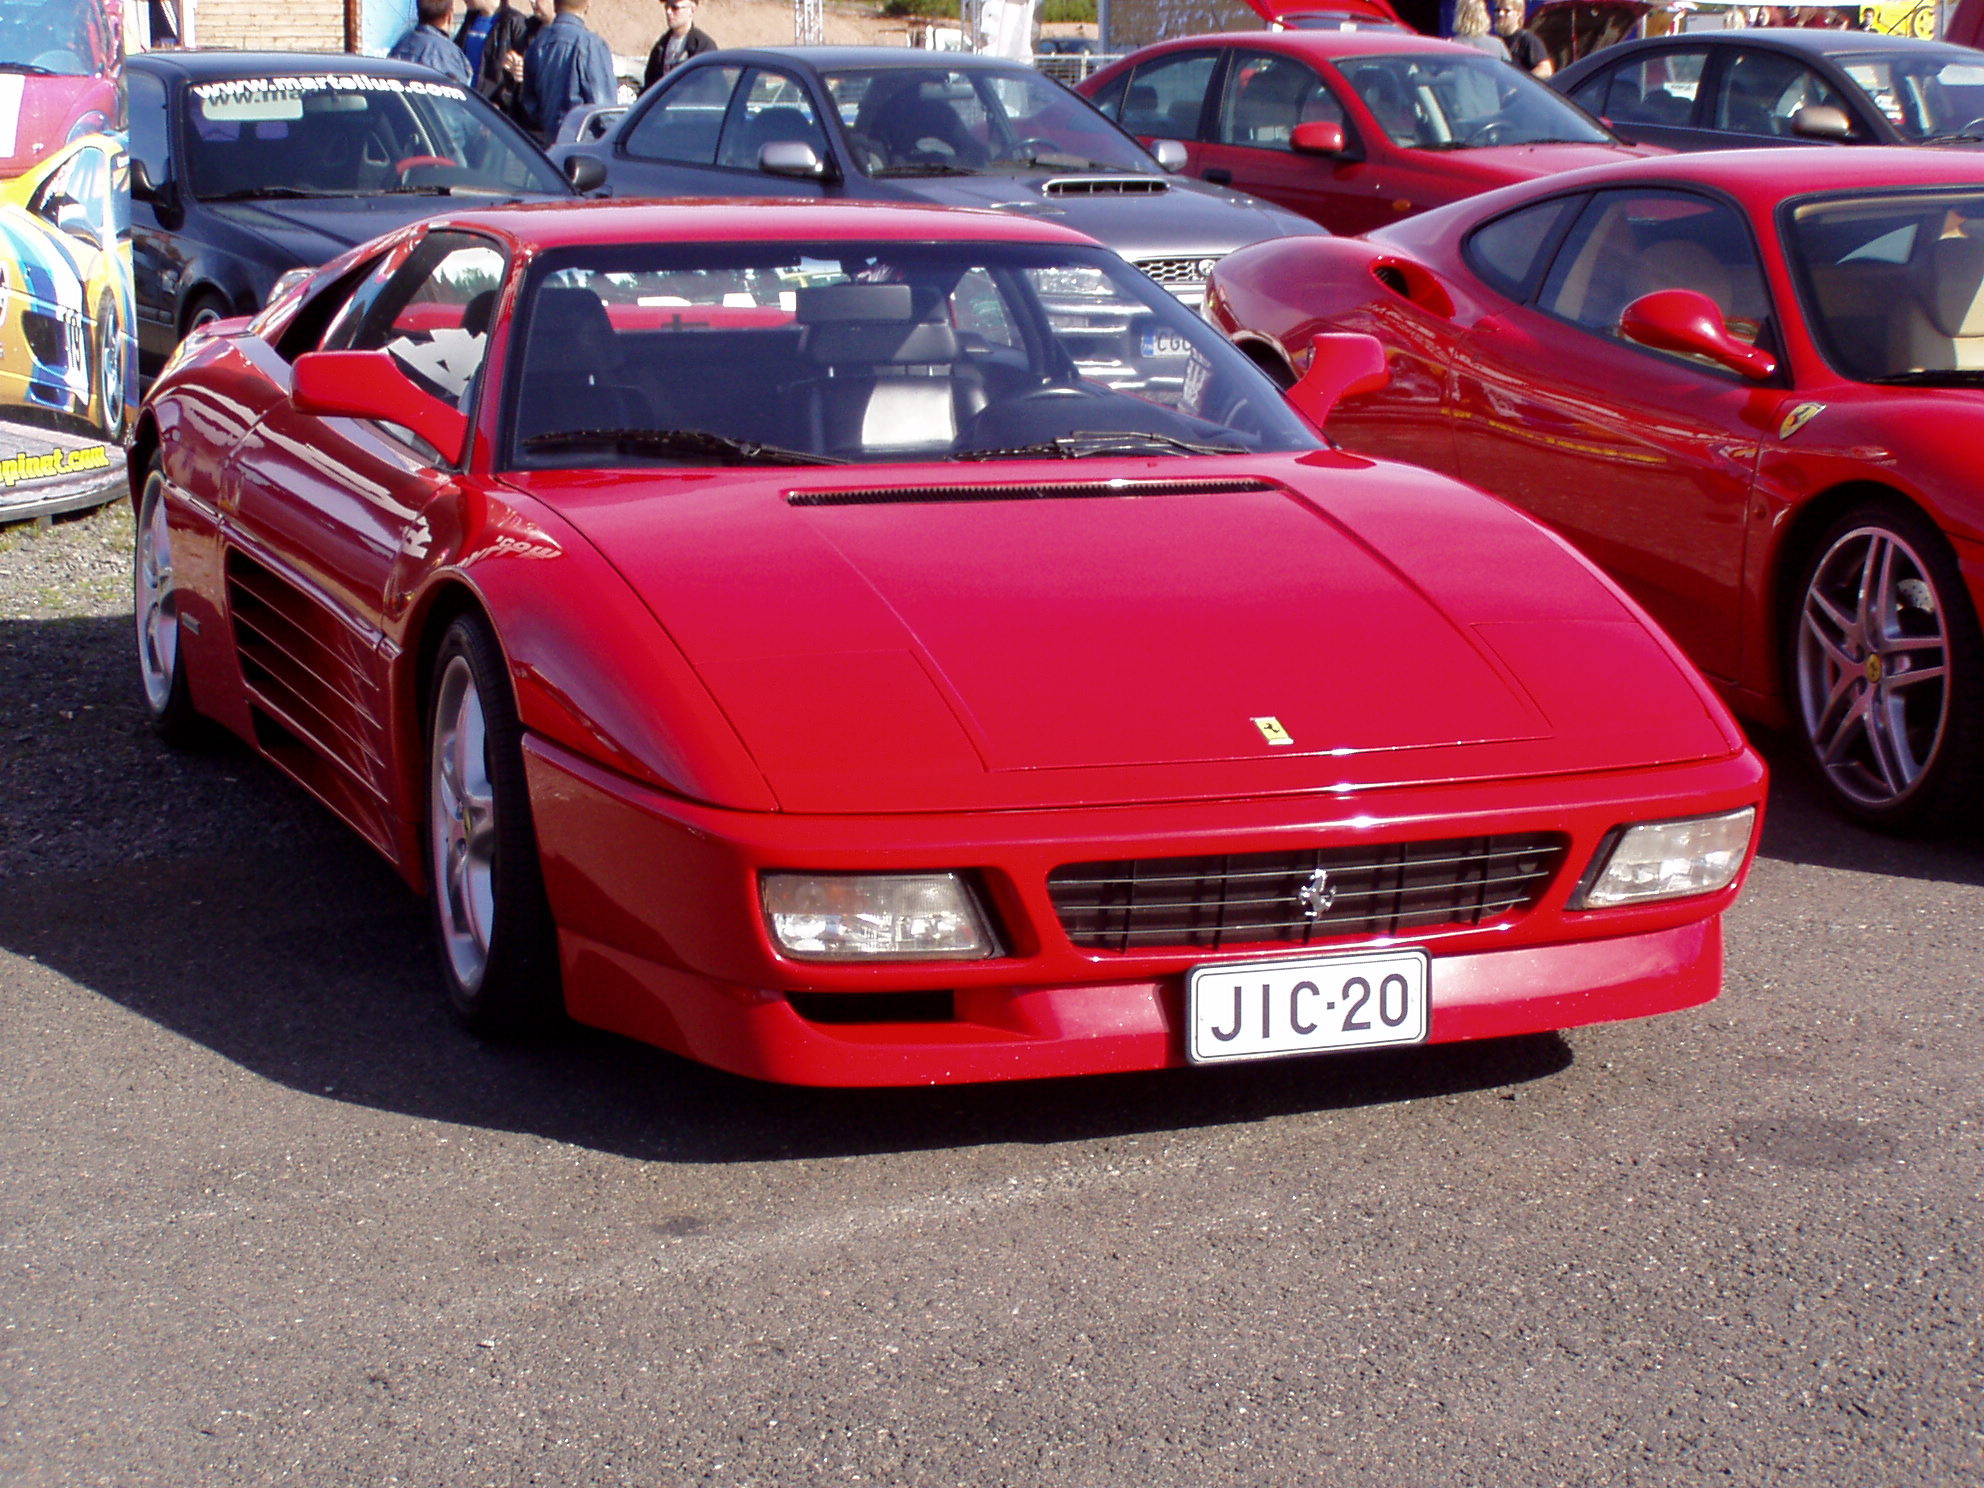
[93,291,126,441]
[424,613,563,1035]
[1786,501,1984,830]
[132,463,206,746]
[182,290,230,339]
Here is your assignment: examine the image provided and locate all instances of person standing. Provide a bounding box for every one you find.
[521,0,617,143]
[390,0,473,86]
[1450,0,1511,59]
[1493,0,1552,76]
[643,0,718,94]
[457,0,539,120]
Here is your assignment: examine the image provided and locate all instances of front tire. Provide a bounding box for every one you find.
[1788,503,1984,829]
[425,613,562,1035]
[133,464,203,745]
[92,291,126,440]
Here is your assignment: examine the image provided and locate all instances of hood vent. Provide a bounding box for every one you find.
[1041,175,1170,197]
[789,476,1276,507]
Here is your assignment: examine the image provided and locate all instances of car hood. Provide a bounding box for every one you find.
[1416,140,1656,185]
[201,194,558,269]
[0,75,113,177]
[513,455,1738,813]
[889,171,1322,256]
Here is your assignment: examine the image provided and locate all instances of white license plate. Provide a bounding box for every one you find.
[1140,328,1194,358]
[1187,949,1429,1064]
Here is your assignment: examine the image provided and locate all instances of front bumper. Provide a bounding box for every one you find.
[524,734,1763,1087]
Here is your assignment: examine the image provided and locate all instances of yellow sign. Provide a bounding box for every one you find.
[1862,1,1936,37]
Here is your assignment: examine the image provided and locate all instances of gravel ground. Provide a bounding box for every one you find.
[0,497,346,884]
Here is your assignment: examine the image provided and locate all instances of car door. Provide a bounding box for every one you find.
[606,62,751,196]
[1563,45,1714,151]
[220,231,505,847]
[1448,187,1778,682]
[1188,48,1397,235]
[1701,46,1864,149]
[127,66,188,380]
[1096,47,1221,162]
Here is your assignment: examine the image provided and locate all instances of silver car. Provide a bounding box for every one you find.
[548,48,1324,308]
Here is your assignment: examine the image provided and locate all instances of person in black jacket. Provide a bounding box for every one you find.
[456,0,545,121]
[643,0,718,93]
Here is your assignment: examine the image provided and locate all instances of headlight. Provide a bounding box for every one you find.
[1569,808,1756,909]
[761,872,997,961]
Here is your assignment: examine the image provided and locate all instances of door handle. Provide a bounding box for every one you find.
[1202,168,1233,185]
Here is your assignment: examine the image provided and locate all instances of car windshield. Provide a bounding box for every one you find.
[822,66,1155,175]
[182,74,568,201]
[1787,187,1984,385]
[503,239,1320,468]
[0,0,112,76]
[1833,48,1984,142]
[1335,52,1612,148]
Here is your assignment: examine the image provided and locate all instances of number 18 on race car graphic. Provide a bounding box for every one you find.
[1188,949,1429,1063]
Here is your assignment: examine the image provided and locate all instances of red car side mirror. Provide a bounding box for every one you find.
[1619,290,1777,382]
[1290,120,1348,156]
[291,349,470,467]
[1286,332,1389,430]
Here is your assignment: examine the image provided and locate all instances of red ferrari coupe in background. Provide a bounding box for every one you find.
[1207,147,1984,831]
[131,200,1761,1086]
[1078,30,1649,236]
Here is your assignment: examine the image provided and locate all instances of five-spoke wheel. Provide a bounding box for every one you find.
[1791,506,1983,828]
[134,464,201,743]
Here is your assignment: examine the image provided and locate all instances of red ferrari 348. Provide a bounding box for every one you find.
[131,200,1761,1086]
[1209,148,1984,832]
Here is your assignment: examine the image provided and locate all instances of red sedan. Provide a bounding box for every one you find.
[1078,30,1649,236]
[131,200,1761,1086]
[1208,147,1984,831]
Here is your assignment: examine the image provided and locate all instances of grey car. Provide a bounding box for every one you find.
[548,48,1323,308]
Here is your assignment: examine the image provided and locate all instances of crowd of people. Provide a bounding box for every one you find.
[386,0,718,142]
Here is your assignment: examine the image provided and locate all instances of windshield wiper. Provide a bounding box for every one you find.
[0,63,58,76]
[870,163,979,178]
[957,430,1247,461]
[1864,369,1984,387]
[1923,131,1984,145]
[201,186,345,201]
[523,427,846,465]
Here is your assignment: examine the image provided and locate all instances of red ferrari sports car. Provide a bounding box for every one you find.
[1077,30,1649,236]
[1207,147,1984,831]
[131,200,1762,1086]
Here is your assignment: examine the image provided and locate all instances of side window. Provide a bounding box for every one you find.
[715,69,827,170]
[271,256,387,363]
[1463,195,1582,302]
[323,232,506,413]
[1538,189,1774,362]
[1577,49,1708,127]
[1117,51,1218,140]
[622,65,743,164]
[1215,52,1340,150]
[1714,51,1851,138]
[127,71,169,188]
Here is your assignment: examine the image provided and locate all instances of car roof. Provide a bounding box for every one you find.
[1586,27,1978,61]
[689,47,1044,72]
[1104,29,1490,62]
[425,197,1106,252]
[126,48,475,84]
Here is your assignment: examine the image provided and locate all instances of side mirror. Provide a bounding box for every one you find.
[1620,289,1777,381]
[291,350,469,467]
[760,140,832,180]
[1147,138,1188,171]
[1792,103,1854,141]
[1290,120,1348,156]
[1286,332,1389,430]
[564,154,607,193]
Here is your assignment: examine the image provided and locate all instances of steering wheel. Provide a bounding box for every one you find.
[394,154,456,179]
[1460,120,1512,147]
[1006,136,1062,162]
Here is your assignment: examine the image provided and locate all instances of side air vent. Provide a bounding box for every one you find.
[1043,175,1170,197]
[1372,264,1411,297]
[789,477,1276,507]
[1369,257,1456,317]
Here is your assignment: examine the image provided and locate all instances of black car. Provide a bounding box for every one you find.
[1553,28,1984,153]
[126,50,587,384]
[547,48,1321,310]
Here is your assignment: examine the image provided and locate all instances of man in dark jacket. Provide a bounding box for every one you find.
[643,0,718,93]
[521,0,617,143]
[390,0,473,85]
[456,0,538,120]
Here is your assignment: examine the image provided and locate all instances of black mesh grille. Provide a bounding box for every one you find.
[1049,834,1566,953]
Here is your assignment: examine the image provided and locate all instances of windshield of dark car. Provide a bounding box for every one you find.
[504,240,1320,468]
[182,74,568,200]
[822,67,1156,175]
[1832,48,1984,142]
[1335,52,1613,148]
[1786,187,1984,384]
[0,0,111,76]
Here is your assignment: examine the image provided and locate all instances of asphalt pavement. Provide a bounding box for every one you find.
[1,504,1978,1487]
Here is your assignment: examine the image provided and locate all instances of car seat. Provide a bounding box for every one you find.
[515,287,653,444]
[787,283,986,458]
[1893,233,1984,371]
